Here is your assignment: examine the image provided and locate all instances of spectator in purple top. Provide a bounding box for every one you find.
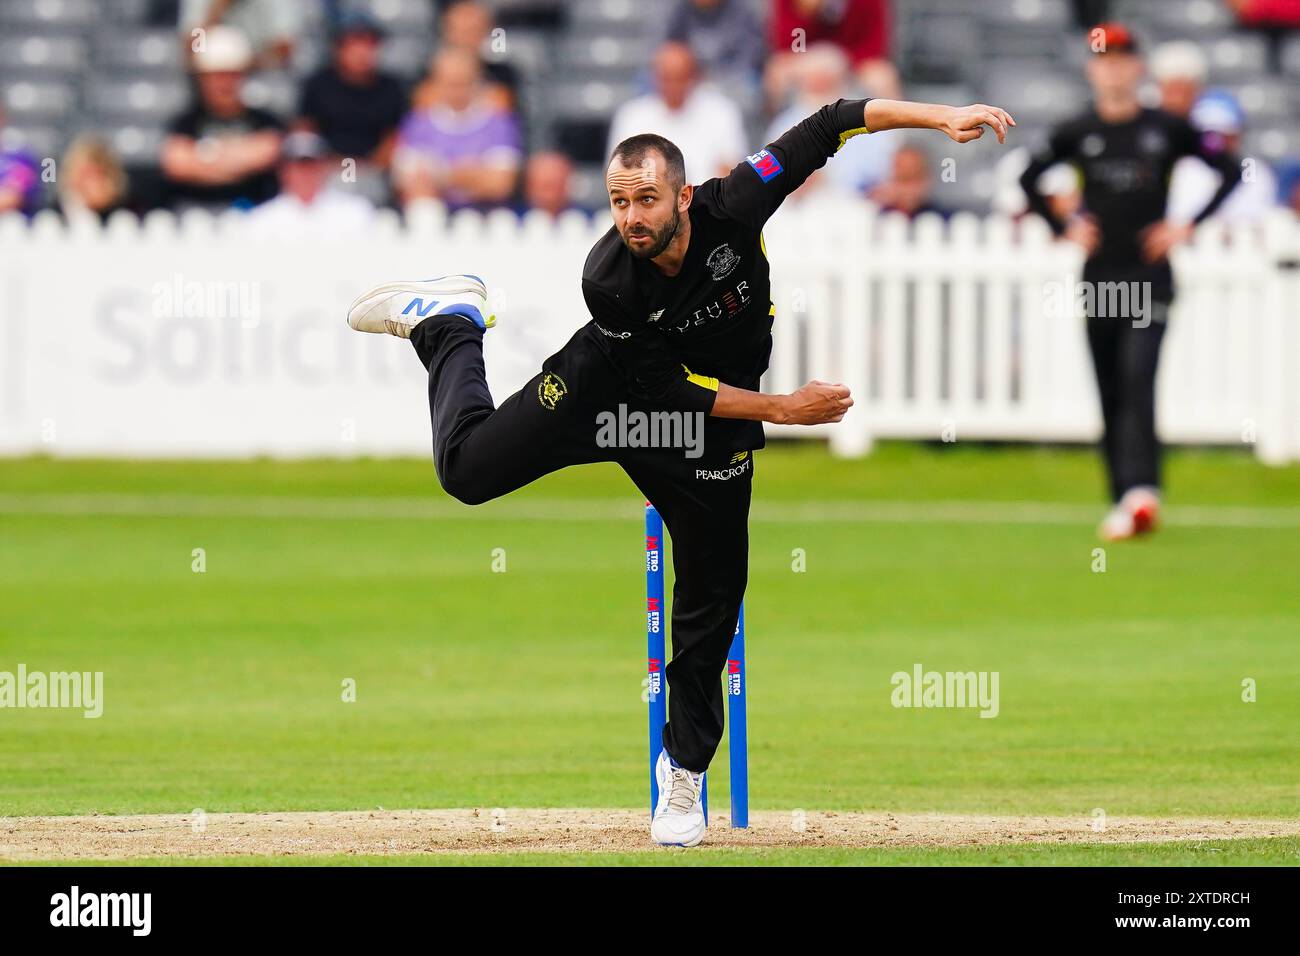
[392,47,522,211]
[0,103,42,216]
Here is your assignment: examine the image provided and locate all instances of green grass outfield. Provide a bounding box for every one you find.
[2,442,1298,865]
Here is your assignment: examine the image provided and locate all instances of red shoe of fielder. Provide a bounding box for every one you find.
[1099,487,1161,541]
[1122,486,1161,536]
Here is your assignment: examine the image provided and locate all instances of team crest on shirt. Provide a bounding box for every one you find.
[706,243,740,281]
[1081,133,1105,157]
[538,372,568,410]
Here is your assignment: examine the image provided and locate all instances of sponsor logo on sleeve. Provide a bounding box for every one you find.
[746,148,783,182]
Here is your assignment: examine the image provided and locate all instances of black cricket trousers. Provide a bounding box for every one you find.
[412,317,752,773]
[1085,305,1169,503]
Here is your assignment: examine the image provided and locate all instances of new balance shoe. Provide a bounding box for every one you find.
[346,274,494,337]
[650,749,707,847]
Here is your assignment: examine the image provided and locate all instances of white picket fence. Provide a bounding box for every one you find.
[1,200,1297,462]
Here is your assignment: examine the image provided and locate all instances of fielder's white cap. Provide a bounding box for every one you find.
[192,25,254,73]
[1149,41,1208,83]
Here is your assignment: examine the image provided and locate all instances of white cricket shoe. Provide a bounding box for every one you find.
[346,274,494,338]
[650,749,707,847]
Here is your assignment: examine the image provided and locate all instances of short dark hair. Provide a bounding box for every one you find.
[609,134,686,192]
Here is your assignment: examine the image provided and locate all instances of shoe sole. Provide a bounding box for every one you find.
[651,816,705,847]
[347,275,490,336]
[653,835,705,848]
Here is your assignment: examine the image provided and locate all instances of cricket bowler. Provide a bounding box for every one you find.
[347,97,1015,846]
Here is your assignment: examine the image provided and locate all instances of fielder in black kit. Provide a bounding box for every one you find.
[1020,23,1240,540]
[348,96,1016,845]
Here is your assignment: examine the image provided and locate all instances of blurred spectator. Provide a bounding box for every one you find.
[160,26,284,211]
[0,103,41,216]
[995,147,1083,219]
[1168,90,1278,225]
[179,0,300,70]
[522,151,576,217]
[870,144,950,219]
[246,132,375,238]
[1040,163,1083,223]
[298,13,407,169]
[1149,41,1207,118]
[414,0,519,113]
[763,43,898,200]
[992,147,1035,216]
[393,48,523,210]
[1227,0,1300,71]
[58,136,129,222]
[663,0,766,93]
[767,0,900,106]
[606,42,747,184]
[1230,0,1300,27]
[1278,162,1300,215]
[1071,1,1112,30]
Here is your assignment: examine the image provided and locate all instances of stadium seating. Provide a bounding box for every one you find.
[0,0,1295,213]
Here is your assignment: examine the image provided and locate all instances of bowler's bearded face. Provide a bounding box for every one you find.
[606,154,684,259]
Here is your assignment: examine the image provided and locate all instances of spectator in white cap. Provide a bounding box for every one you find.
[1167,90,1278,226]
[992,146,1082,220]
[180,0,300,70]
[1039,162,1082,224]
[1149,41,1207,119]
[161,25,285,211]
[245,131,375,239]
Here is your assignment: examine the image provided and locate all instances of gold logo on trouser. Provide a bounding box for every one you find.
[538,372,568,410]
